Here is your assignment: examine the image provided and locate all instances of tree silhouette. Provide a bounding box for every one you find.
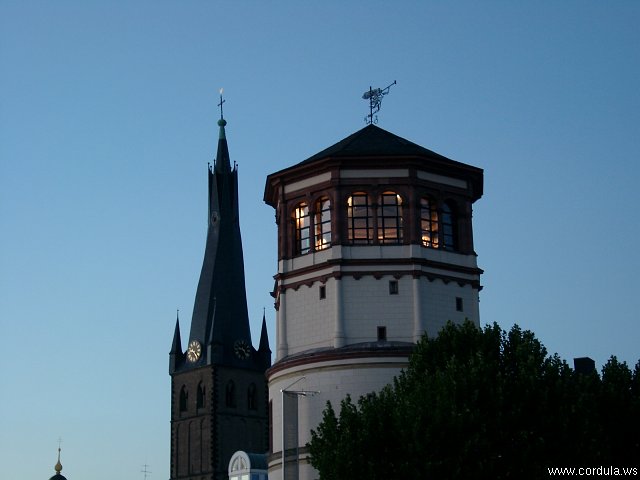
[309,321,640,479]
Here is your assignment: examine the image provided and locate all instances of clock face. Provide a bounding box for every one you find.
[234,340,251,360]
[187,340,202,362]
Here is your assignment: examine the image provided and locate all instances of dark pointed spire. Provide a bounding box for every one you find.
[170,311,182,355]
[188,106,253,368]
[259,308,270,354]
[170,311,184,374]
[258,309,271,369]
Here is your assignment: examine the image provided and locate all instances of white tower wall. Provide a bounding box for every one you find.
[264,124,484,480]
[267,354,410,480]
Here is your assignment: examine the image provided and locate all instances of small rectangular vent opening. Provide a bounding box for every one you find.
[377,326,387,342]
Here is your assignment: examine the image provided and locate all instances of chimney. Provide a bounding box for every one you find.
[573,357,596,375]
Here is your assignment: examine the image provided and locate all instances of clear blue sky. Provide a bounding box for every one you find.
[1,2,638,479]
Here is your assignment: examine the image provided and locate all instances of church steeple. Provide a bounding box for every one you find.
[186,114,253,368]
[169,102,271,480]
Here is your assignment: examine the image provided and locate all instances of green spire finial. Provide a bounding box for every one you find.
[217,88,227,139]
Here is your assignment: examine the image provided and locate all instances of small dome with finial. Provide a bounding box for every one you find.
[49,447,68,480]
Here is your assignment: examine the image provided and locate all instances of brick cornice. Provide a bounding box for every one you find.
[275,256,483,292]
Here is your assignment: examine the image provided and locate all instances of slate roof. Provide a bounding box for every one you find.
[265,124,483,204]
[297,124,455,166]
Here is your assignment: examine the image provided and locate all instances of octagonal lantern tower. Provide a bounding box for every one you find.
[263,124,484,480]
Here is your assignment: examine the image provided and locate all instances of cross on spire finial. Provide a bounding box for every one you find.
[141,463,152,480]
[218,88,225,120]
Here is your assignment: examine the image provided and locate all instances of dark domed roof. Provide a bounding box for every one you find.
[49,474,68,480]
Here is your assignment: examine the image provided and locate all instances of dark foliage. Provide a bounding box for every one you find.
[309,321,640,480]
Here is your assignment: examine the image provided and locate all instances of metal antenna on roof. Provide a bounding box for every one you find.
[363,80,396,125]
[141,463,152,480]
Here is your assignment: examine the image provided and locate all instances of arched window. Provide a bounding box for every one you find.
[347,192,373,244]
[377,192,403,244]
[247,383,257,410]
[179,385,188,412]
[225,380,236,408]
[314,197,331,250]
[196,382,205,409]
[420,197,439,248]
[442,202,456,251]
[293,202,310,254]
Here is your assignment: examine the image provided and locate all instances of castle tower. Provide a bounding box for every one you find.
[263,124,483,480]
[169,116,271,480]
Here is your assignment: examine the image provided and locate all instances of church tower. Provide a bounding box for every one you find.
[170,115,271,480]
[264,124,483,480]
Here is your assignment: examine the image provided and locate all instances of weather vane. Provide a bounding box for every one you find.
[218,88,225,120]
[362,80,397,125]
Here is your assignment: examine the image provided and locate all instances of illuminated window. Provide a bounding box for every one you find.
[293,202,310,254]
[420,197,439,248]
[377,192,403,244]
[442,202,456,251]
[179,386,188,412]
[314,197,331,250]
[347,192,373,244]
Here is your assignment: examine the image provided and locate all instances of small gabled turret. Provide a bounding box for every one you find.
[169,312,183,374]
[258,309,272,368]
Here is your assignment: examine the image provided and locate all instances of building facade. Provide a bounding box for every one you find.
[169,118,271,480]
[263,124,484,480]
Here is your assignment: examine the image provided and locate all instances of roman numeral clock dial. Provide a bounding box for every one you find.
[234,340,251,360]
[187,340,202,362]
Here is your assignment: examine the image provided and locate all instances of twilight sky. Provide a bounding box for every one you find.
[1,2,638,479]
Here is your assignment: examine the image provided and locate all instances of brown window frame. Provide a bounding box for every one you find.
[420,196,440,248]
[377,191,404,244]
[314,197,332,251]
[293,202,310,255]
[347,192,373,245]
